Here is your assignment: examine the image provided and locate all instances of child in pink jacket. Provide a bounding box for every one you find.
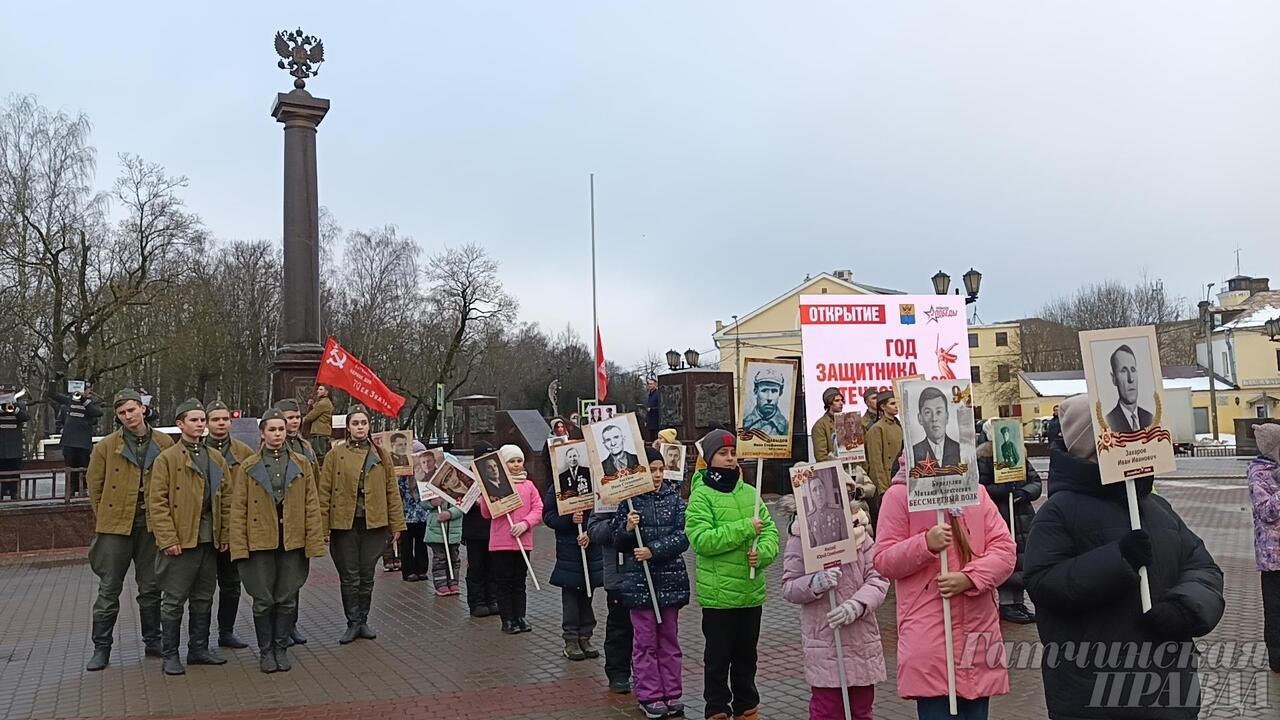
[872,461,1015,720]
[780,494,888,720]
[479,445,543,634]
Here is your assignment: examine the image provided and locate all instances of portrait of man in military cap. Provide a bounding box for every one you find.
[742,364,790,435]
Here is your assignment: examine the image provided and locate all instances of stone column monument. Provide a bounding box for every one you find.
[270,28,330,403]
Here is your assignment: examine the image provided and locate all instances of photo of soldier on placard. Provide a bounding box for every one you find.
[660,442,685,482]
[585,412,654,506]
[991,418,1027,484]
[900,378,980,510]
[834,410,865,461]
[550,440,594,515]
[738,357,799,459]
[376,430,414,476]
[790,462,859,573]
[910,386,962,469]
[472,450,522,517]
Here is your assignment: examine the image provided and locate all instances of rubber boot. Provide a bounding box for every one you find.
[160,618,185,676]
[185,610,226,666]
[86,618,113,671]
[141,606,163,657]
[274,610,294,672]
[253,613,277,674]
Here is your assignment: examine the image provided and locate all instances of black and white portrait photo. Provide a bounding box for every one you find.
[738,357,799,459]
[550,440,595,515]
[598,421,640,478]
[910,385,962,469]
[1096,340,1156,433]
[585,412,655,506]
[802,466,848,547]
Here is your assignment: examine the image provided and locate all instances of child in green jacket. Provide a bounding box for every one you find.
[425,497,464,596]
[685,429,780,720]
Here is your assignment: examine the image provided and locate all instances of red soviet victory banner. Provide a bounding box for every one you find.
[315,337,407,418]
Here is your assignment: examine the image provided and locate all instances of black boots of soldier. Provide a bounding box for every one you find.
[185,613,226,667]
[85,646,111,672]
[141,607,163,658]
[339,588,376,643]
[254,614,277,674]
[161,618,185,675]
[273,611,295,672]
[218,629,248,649]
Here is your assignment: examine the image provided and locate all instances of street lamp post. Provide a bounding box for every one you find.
[665,348,701,371]
[931,268,983,305]
[1198,299,1219,440]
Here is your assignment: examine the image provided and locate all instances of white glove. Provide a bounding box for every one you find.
[825,598,864,628]
[808,568,841,595]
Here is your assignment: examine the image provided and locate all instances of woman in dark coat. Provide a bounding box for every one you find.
[542,484,604,661]
[976,425,1042,624]
[1025,395,1225,720]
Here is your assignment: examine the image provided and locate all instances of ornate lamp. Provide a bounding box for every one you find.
[684,348,700,368]
[931,270,951,296]
[962,268,983,298]
[665,349,681,370]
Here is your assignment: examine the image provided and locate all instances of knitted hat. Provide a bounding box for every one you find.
[697,429,735,464]
[498,444,525,464]
[258,408,286,429]
[273,399,300,413]
[113,388,143,408]
[411,439,427,455]
[657,428,678,445]
[1255,423,1280,462]
[173,398,203,422]
[645,446,664,464]
[1059,394,1097,462]
[822,387,843,409]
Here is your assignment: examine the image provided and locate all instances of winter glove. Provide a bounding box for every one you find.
[1140,599,1195,641]
[825,598,865,628]
[1117,529,1152,570]
[808,568,842,595]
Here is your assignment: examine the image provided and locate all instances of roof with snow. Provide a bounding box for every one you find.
[1218,304,1280,332]
[1021,365,1236,397]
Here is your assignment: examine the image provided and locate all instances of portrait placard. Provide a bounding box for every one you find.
[990,419,1026,484]
[1079,326,1176,484]
[584,412,654,506]
[588,404,617,425]
[737,357,798,459]
[790,462,859,574]
[659,442,686,482]
[472,450,523,518]
[418,455,480,512]
[375,430,415,476]
[579,399,597,423]
[900,378,980,512]
[834,411,866,462]
[549,440,595,516]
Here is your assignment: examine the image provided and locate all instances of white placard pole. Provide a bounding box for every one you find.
[506,514,541,591]
[439,509,454,581]
[827,592,853,720]
[576,521,592,598]
[937,509,958,716]
[627,499,663,622]
[1125,479,1152,612]
[749,460,764,580]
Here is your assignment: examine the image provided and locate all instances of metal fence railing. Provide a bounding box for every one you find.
[0,463,89,505]
[1187,445,1242,458]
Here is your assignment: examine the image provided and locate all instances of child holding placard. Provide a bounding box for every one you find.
[612,447,690,719]
[479,445,543,635]
[779,492,887,720]
[541,484,603,661]
[425,497,463,596]
[872,458,1014,720]
[685,429,779,720]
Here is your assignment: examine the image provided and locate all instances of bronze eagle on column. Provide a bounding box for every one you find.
[275,28,325,90]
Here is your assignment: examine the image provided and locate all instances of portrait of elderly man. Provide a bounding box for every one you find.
[556,446,592,499]
[599,423,639,478]
[910,386,961,470]
[742,366,789,435]
[1103,343,1154,432]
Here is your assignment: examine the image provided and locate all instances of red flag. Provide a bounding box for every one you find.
[595,327,608,402]
[315,337,406,418]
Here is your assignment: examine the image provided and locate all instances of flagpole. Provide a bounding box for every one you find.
[590,173,599,401]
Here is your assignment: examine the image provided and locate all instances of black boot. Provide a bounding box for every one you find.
[186,610,226,666]
[253,613,277,674]
[501,620,519,635]
[274,610,294,672]
[356,592,376,639]
[288,625,306,646]
[218,629,248,649]
[86,618,113,671]
[160,618,185,676]
[216,583,244,647]
[141,606,163,657]
[339,585,360,644]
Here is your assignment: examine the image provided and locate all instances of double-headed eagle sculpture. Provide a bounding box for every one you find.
[275,28,325,90]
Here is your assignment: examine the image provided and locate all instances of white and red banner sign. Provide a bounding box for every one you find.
[798,294,971,430]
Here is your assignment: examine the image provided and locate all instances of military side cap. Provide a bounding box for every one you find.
[174,398,204,421]
[822,387,843,406]
[753,367,785,388]
[113,388,143,408]
[259,408,286,429]
[875,390,896,409]
[347,403,370,418]
[207,400,229,413]
[273,399,300,413]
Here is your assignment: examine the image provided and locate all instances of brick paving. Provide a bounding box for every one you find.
[1,469,1276,720]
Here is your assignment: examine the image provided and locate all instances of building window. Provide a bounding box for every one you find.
[973,406,983,421]
[970,366,981,383]
[1275,349,1280,372]
[998,404,1022,418]
[997,364,1011,382]
[995,332,1008,347]
[968,333,979,348]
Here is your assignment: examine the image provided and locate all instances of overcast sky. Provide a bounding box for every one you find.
[4,2,1279,370]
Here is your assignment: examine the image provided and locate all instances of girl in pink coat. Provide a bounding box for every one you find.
[780,495,888,720]
[872,461,1015,720]
[479,445,543,634]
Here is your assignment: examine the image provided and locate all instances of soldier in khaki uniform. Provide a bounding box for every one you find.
[228,410,324,674]
[148,399,231,675]
[85,389,176,671]
[809,387,844,463]
[302,385,334,465]
[272,398,316,645]
[205,400,254,649]
[318,405,406,644]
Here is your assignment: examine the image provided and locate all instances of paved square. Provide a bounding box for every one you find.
[1,463,1275,719]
